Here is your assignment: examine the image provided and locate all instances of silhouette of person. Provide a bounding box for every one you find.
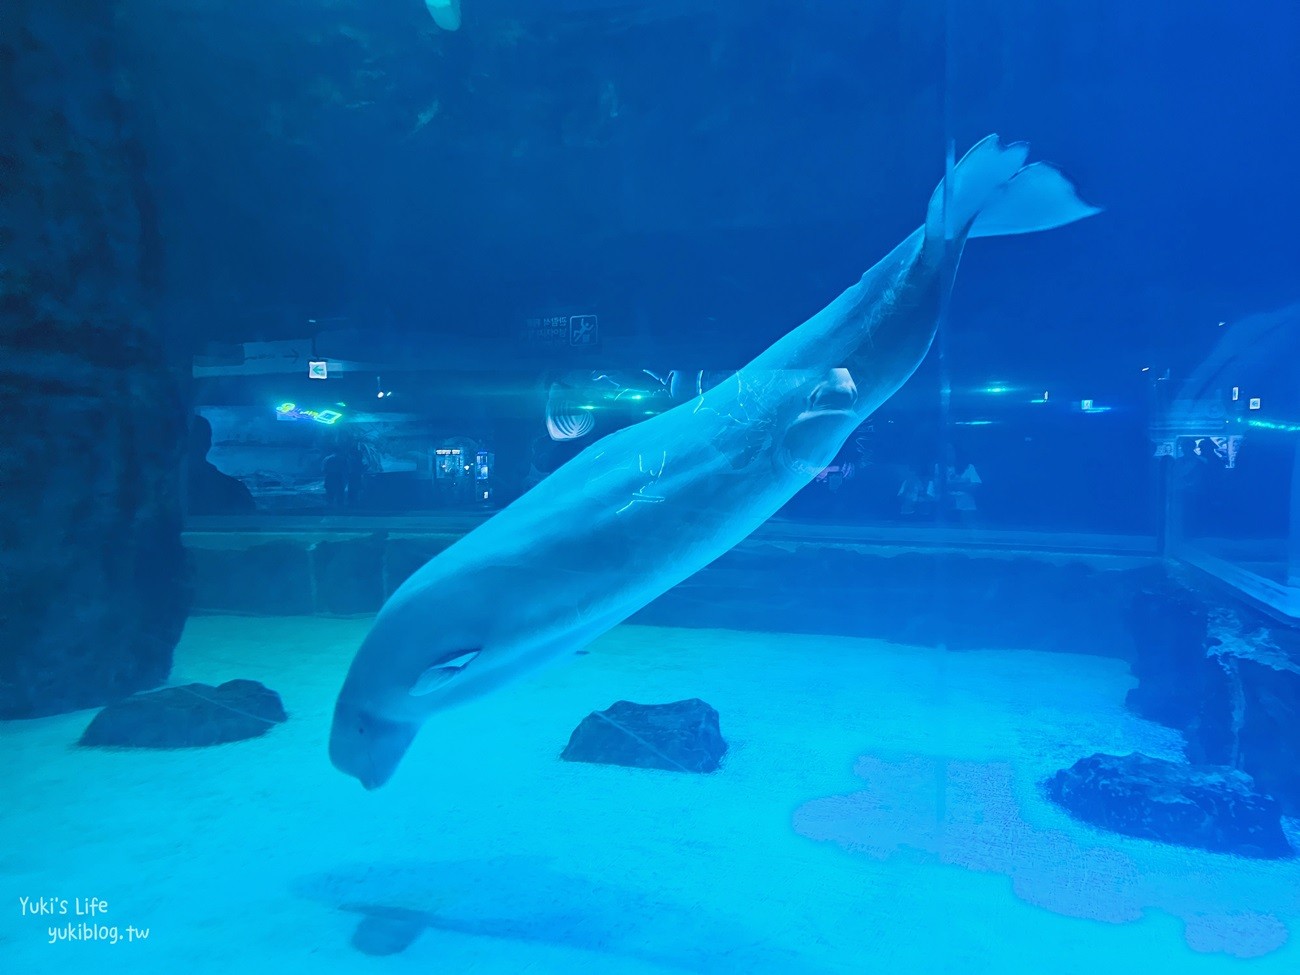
[936,444,981,526]
[345,441,367,507]
[898,463,936,519]
[322,449,347,508]
[185,415,256,516]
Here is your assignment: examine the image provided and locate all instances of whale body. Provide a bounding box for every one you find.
[424,0,462,31]
[330,135,1100,789]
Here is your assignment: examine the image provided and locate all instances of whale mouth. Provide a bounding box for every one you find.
[329,704,420,790]
[777,407,861,476]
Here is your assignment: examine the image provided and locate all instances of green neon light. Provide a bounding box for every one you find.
[276,402,343,424]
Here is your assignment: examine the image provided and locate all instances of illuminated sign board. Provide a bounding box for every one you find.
[308,361,329,379]
[276,403,342,424]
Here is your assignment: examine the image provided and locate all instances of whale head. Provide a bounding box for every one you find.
[328,696,424,791]
[328,571,564,790]
[329,609,492,789]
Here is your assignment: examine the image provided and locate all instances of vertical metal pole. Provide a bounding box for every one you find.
[1289,443,1300,587]
[932,0,956,840]
[936,0,957,505]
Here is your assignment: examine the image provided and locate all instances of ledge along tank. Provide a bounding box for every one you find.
[4,1,1300,972]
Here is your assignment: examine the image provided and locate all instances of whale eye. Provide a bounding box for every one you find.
[410,648,481,697]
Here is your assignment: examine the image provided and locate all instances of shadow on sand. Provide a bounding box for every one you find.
[296,855,835,974]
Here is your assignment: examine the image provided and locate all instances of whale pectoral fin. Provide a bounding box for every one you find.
[410,648,481,697]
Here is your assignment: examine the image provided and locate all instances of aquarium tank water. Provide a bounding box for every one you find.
[3,1,1300,973]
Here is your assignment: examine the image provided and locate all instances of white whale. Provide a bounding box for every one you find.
[425,0,461,31]
[330,135,1100,789]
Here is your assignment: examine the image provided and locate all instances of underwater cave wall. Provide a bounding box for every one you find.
[0,0,187,718]
[1126,576,1300,817]
[182,527,1153,662]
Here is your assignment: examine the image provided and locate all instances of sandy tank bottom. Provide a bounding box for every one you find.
[2,614,1299,974]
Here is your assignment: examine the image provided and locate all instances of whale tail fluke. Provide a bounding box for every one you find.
[923,135,1100,261]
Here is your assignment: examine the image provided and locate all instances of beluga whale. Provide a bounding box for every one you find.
[330,135,1100,789]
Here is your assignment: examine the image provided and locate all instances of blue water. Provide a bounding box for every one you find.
[8,1,1300,972]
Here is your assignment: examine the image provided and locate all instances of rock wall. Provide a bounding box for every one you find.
[1125,573,1300,816]
[185,527,1155,661]
[0,1,187,718]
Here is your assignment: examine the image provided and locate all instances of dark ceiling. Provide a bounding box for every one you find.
[115,0,1300,400]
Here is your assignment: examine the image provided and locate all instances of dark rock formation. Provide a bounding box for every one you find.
[1045,752,1292,859]
[1124,582,1210,726]
[79,680,287,748]
[632,546,1160,658]
[1203,610,1300,817]
[1123,577,1300,817]
[561,698,726,773]
[0,1,187,718]
[186,538,316,616]
[181,529,1161,662]
[186,531,429,616]
[312,535,386,616]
